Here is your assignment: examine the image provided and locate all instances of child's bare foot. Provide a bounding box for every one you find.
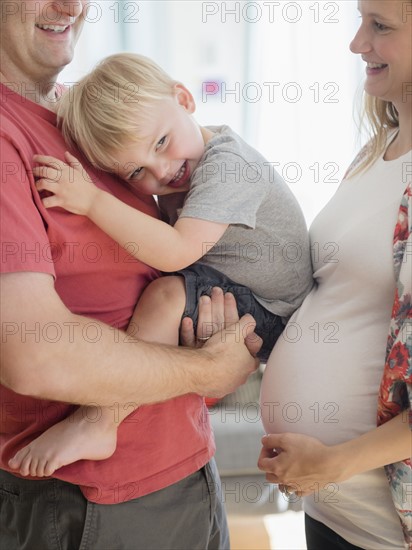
[8,407,118,477]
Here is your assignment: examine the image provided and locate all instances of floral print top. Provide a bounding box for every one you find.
[378,181,412,548]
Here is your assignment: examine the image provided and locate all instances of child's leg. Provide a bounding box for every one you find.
[8,276,187,477]
[127,275,186,344]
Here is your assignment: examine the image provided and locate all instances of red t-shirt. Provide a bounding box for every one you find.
[0,83,214,504]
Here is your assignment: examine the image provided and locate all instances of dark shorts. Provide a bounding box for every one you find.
[177,263,285,363]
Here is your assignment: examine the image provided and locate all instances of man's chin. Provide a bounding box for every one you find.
[53,52,76,75]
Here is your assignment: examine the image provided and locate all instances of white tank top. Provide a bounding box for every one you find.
[260,148,411,548]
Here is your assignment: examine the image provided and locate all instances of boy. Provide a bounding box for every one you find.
[9,53,313,477]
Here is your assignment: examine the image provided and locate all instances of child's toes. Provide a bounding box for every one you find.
[8,447,29,471]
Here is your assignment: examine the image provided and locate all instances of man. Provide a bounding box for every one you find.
[0,1,259,547]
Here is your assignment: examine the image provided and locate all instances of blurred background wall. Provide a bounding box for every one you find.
[61,0,365,225]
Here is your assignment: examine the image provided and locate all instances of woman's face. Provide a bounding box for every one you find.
[350,0,412,106]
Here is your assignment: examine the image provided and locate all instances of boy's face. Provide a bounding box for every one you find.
[113,85,206,196]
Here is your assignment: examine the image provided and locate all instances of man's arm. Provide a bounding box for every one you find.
[1,272,259,405]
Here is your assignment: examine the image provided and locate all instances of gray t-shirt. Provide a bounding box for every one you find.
[160,125,313,317]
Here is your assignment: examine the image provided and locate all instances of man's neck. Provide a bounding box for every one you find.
[0,69,60,111]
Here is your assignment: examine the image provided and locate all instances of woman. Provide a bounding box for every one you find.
[259,1,411,548]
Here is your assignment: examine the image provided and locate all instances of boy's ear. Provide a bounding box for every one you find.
[174,83,196,114]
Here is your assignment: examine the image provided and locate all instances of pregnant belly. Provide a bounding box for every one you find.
[259,331,379,446]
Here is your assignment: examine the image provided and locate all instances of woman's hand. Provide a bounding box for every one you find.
[259,414,411,497]
[258,433,345,497]
[33,152,100,215]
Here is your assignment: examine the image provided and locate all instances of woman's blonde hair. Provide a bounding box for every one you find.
[57,53,177,171]
[349,94,399,177]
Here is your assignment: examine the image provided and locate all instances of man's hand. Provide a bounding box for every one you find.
[33,152,100,215]
[180,287,262,357]
[181,287,262,398]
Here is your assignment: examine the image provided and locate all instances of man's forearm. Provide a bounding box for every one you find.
[6,319,210,406]
[1,273,207,405]
[1,272,258,406]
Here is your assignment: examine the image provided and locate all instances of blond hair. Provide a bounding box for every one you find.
[349,95,400,177]
[58,53,177,171]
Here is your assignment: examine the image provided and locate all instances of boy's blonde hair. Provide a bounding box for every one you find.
[58,53,178,171]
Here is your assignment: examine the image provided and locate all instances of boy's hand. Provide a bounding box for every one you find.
[33,152,100,216]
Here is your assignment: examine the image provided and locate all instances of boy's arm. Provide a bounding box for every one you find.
[34,153,228,271]
[88,191,227,271]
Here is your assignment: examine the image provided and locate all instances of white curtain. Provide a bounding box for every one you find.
[248,1,364,224]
